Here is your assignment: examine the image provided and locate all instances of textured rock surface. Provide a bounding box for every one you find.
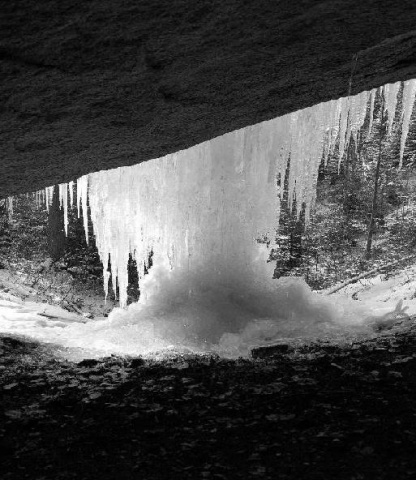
[1,0,416,197]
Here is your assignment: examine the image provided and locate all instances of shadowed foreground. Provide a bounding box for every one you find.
[1,327,416,480]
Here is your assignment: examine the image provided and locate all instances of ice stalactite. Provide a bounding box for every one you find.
[76,176,89,244]
[58,184,69,236]
[7,197,13,218]
[34,181,86,242]
[337,96,350,170]
[367,88,377,138]
[400,79,416,168]
[44,186,54,213]
[384,82,400,135]
[34,191,41,208]
[68,181,74,207]
[346,90,369,148]
[41,180,89,241]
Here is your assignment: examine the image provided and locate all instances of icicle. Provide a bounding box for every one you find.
[337,96,350,170]
[45,186,54,213]
[367,88,376,138]
[399,79,416,168]
[103,266,110,302]
[343,90,371,153]
[58,183,69,236]
[69,181,74,207]
[322,100,341,163]
[384,82,400,135]
[353,91,370,137]
[77,176,89,244]
[45,188,49,211]
[7,197,13,219]
[77,180,81,218]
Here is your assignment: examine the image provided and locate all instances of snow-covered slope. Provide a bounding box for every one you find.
[326,263,416,318]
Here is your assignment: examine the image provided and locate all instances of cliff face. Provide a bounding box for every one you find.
[1,0,416,197]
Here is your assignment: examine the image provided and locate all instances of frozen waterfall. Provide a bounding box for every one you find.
[70,79,415,308]
[6,78,414,359]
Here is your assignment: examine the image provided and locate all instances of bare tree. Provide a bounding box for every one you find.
[365,98,385,259]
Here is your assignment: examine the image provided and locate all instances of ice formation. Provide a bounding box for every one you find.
[67,79,415,308]
[400,79,416,167]
[384,82,400,135]
[367,89,376,138]
[14,78,415,357]
[84,99,367,308]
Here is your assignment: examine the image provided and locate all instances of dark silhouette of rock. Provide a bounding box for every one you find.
[1,1,416,197]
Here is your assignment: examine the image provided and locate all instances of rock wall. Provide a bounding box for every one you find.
[1,0,416,197]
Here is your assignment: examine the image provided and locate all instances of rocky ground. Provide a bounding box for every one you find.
[2,236,416,479]
[1,321,416,480]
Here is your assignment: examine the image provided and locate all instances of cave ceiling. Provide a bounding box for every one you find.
[1,0,416,197]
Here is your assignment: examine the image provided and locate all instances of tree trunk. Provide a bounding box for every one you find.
[365,100,384,259]
[343,131,351,216]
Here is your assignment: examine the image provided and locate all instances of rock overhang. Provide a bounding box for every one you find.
[1,0,416,197]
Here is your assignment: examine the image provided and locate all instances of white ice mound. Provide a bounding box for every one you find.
[0,273,406,360]
[70,273,377,359]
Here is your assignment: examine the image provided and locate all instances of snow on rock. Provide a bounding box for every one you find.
[327,264,416,321]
